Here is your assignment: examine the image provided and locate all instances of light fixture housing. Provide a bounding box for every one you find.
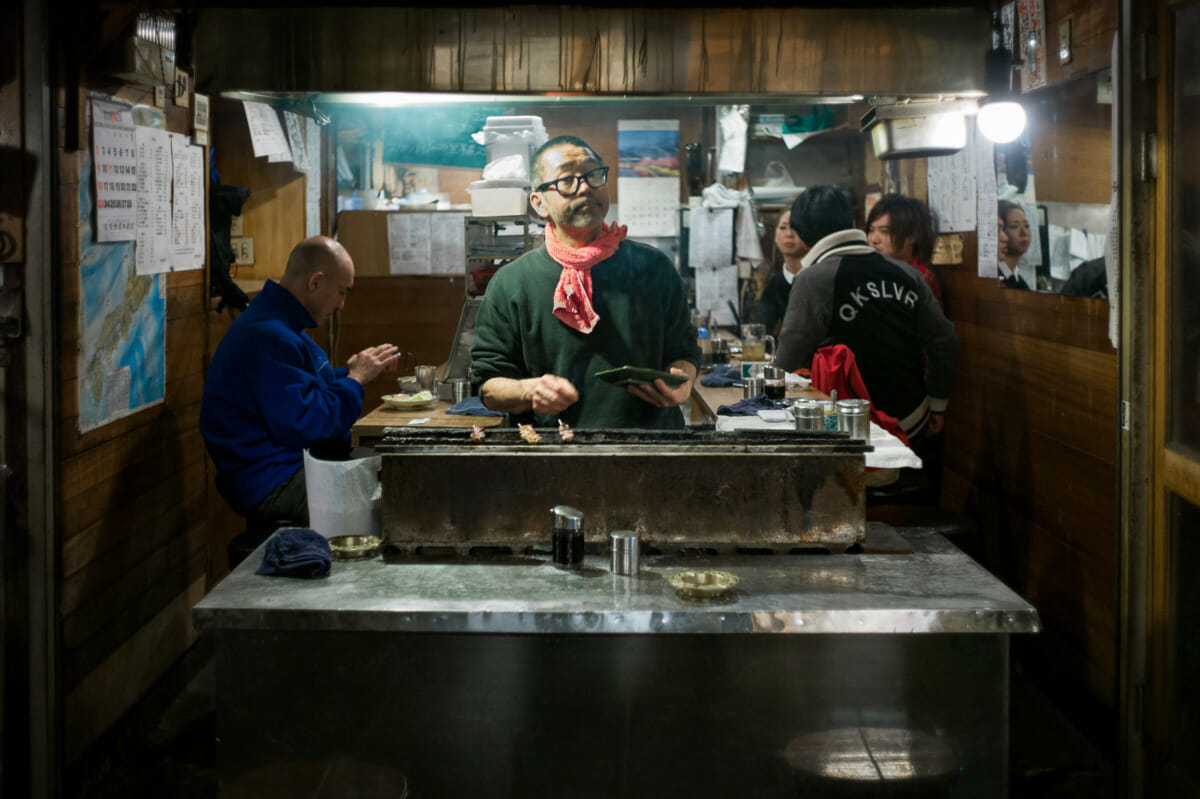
[977,15,1027,144]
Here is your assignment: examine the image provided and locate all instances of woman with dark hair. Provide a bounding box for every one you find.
[755,209,809,335]
[865,194,942,306]
[998,200,1033,290]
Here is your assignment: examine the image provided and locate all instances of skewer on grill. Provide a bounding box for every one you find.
[470,425,486,443]
[518,423,541,444]
[557,419,575,442]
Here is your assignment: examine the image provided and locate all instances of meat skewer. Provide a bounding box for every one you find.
[518,423,541,444]
[557,419,575,442]
[470,425,486,443]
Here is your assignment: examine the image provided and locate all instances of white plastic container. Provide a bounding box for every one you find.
[468,179,531,218]
[477,116,548,180]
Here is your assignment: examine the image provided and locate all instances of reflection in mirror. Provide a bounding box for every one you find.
[995,73,1114,295]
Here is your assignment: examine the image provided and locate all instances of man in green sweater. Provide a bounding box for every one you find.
[471,135,700,429]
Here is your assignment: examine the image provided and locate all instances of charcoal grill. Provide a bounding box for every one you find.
[377,427,871,553]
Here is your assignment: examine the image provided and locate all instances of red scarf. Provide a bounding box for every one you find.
[545,221,627,334]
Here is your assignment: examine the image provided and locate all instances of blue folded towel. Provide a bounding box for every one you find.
[700,364,743,387]
[717,393,779,416]
[446,396,505,417]
[256,528,332,578]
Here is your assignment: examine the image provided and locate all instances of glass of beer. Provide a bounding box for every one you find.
[740,323,776,363]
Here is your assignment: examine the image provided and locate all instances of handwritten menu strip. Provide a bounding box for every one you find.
[170,133,205,271]
[91,99,138,242]
[135,126,173,275]
[975,133,998,278]
[305,117,322,238]
[242,101,290,159]
[927,126,978,234]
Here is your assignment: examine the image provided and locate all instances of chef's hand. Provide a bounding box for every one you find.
[347,344,403,385]
[524,374,579,415]
[927,412,945,436]
[628,367,693,408]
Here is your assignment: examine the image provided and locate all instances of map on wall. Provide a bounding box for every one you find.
[78,151,166,433]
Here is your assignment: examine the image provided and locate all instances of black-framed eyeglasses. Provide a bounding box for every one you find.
[535,166,609,196]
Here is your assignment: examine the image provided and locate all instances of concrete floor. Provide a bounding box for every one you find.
[70,647,1114,799]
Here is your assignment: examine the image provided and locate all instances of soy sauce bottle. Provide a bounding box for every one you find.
[551,505,585,569]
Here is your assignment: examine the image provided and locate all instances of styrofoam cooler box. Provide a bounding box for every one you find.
[480,116,547,178]
[468,179,531,218]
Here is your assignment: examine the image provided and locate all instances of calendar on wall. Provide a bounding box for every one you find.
[616,119,680,238]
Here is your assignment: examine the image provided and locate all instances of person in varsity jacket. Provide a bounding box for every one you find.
[775,186,959,445]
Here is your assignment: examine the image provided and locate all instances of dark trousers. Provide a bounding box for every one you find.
[253,467,309,527]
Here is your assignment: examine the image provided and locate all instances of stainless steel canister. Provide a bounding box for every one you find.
[448,378,471,404]
[610,531,640,576]
[791,400,823,431]
[743,376,765,398]
[836,399,871,442]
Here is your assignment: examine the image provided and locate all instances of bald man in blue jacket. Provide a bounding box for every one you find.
[201,236,401,525]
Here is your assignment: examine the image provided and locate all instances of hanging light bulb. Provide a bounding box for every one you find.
[977,100,1027,143]
[977,11,1027,144]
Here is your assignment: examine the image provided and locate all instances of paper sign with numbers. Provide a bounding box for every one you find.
[92,99,138,242]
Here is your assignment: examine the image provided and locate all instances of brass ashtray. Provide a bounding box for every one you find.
[668,569,739,599]
[328,535,382,561]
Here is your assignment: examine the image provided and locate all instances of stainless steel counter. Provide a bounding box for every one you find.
[197,527,1038,798]
[194,528,1039,635]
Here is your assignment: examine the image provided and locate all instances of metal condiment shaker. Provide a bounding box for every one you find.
[610,531,640,576]
[551,505,585,569]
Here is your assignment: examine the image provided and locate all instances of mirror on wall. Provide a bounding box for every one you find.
[253,80,1113,304]
[994,73,1114,296]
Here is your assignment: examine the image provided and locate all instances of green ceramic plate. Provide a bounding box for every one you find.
[594,366,690,388]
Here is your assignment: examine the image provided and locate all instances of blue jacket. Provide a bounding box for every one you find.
[200,280,364,515]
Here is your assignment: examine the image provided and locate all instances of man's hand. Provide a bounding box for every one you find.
[523,374,579,415]
[627,366,693,408]
[347,343,403,385]
[927,412,945,436]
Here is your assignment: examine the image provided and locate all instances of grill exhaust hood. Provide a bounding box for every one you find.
[859,99,980,160]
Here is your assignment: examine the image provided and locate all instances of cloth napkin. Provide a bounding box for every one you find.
[717,393,779,416]
[446,397,505,417]
[700,364,743,387]
[256,528,332,579]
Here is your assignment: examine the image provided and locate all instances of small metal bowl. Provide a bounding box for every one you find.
[668,569,739,599]
[328,535,382,561]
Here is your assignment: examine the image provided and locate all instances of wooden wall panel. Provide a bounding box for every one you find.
[938,257,1118,743]
[57,81,213,764]
[210,97,308,283]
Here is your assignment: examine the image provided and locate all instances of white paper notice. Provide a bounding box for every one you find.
[242,101,290,159]
[695,263,739,327]
[688,208,734,269]
[429,212,468,275]
[305,117,322,238]
[170,133,205,271]
[283,111,307,169]
[135,126,173,275]
[974,129,998,278]
[91,99,138,242]
[386,213,432,275]
[927,126,977,233]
